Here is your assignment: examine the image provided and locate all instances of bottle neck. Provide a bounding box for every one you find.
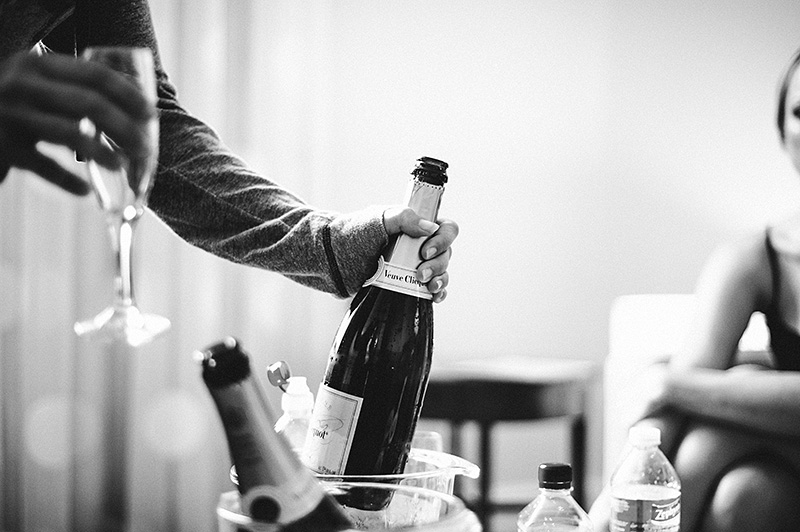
[540,487,572,495]
[384,178,443,264]
[538,487,575,502]
[201,340,329,524]
[630,443,659,452]
[365,177,444,299]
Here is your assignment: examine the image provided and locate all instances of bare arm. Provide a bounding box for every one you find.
[663,366,800,439]
[672,236,768,371]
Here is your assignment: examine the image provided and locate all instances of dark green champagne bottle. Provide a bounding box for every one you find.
[302,157,448,481]
[199,337,352,531]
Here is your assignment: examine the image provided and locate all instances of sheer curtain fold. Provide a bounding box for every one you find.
[0,1,339,530]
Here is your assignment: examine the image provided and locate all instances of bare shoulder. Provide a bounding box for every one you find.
[706,231,769,278]
[768,214,800,255]
[699,230,772,304]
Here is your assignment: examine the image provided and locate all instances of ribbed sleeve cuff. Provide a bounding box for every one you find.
[325,205,389,297]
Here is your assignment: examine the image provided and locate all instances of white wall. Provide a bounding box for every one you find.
[154,0,800,367]
[150,0,800,515]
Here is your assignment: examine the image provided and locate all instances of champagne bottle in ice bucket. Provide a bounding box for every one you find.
[199,337,352,531]
[303,157,448,488]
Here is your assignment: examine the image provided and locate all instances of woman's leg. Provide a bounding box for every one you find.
[699,457,800,532]
[672,422,800,532]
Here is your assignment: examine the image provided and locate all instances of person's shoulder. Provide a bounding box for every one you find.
[703,229,771,294]
[711,230,768,269]
[767,214,800,256]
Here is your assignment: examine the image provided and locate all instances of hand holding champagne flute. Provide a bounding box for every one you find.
[74,47,170,347]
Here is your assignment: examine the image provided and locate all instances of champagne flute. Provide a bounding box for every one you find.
[74,47,170,347]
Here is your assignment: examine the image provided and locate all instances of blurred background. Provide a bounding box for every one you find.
[3,0,800,530]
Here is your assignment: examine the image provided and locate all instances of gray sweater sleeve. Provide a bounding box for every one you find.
[74,0,389,298]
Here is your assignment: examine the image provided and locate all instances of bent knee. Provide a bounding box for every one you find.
[702,460,800,531]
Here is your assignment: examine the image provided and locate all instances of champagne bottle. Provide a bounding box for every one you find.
[199,337,352,531]
[302,157,449,480]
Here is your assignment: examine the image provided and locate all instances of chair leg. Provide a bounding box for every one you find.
[570,414,586,506]
[450,420,493,532]
[450,420,465,500]
[478,420,493,532]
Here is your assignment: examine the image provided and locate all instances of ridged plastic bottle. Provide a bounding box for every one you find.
[274,376,314,453]
[302,157,448,480]
[199,337,351,531]
[609,426,681,532]
[517,463,593,532]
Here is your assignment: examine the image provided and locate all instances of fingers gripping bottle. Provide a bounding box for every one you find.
[517,463,593,532]
[610,426,681,532]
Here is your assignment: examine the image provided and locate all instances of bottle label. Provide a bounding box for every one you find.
[365,257,433,299]
[301,383,363,475]
[610,492,680,532]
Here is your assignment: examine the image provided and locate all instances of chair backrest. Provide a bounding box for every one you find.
[602,293,770,479]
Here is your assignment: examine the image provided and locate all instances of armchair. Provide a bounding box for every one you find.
[602,294,800,531]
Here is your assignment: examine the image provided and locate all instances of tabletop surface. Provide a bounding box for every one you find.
[429,356,596,384]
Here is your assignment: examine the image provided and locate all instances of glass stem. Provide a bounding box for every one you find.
[108,215,136,309]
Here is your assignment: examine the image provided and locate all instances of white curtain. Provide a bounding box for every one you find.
[0,1,349,531]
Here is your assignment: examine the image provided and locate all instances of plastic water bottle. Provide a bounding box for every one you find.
[274,376,314,453]
[610,426,680,532]
[517,462,593,531]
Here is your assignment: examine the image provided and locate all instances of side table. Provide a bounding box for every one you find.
[420,356,595,531]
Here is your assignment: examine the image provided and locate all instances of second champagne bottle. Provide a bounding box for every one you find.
[302,157,449,478]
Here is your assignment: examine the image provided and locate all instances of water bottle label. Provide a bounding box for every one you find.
[301,384,363,475]
[610,494,680,532]
[365,257,433,299]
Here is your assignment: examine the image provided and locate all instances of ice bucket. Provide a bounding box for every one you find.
[217,482,482,531]
[230,448,479,496]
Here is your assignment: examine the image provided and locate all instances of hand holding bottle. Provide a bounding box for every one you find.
[382,207,458,304]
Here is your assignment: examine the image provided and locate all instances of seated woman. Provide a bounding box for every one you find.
[590,47,800,532]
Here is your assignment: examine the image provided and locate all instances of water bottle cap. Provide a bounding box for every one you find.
[628,425,661,446]
[538,462,572,489]
[281,376,314,414]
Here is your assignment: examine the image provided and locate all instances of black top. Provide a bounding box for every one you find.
[763,229,800,371]
[538,462,572,489]
[412,157,448,185]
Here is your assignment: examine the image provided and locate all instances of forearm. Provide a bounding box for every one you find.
[150,108,388,296]
[665,367,800,439]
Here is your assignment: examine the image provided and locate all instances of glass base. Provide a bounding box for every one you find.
[75,305,171,347]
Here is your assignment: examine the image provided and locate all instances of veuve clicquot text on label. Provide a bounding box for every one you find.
[302,157,449,481]
[199,337,352,531]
